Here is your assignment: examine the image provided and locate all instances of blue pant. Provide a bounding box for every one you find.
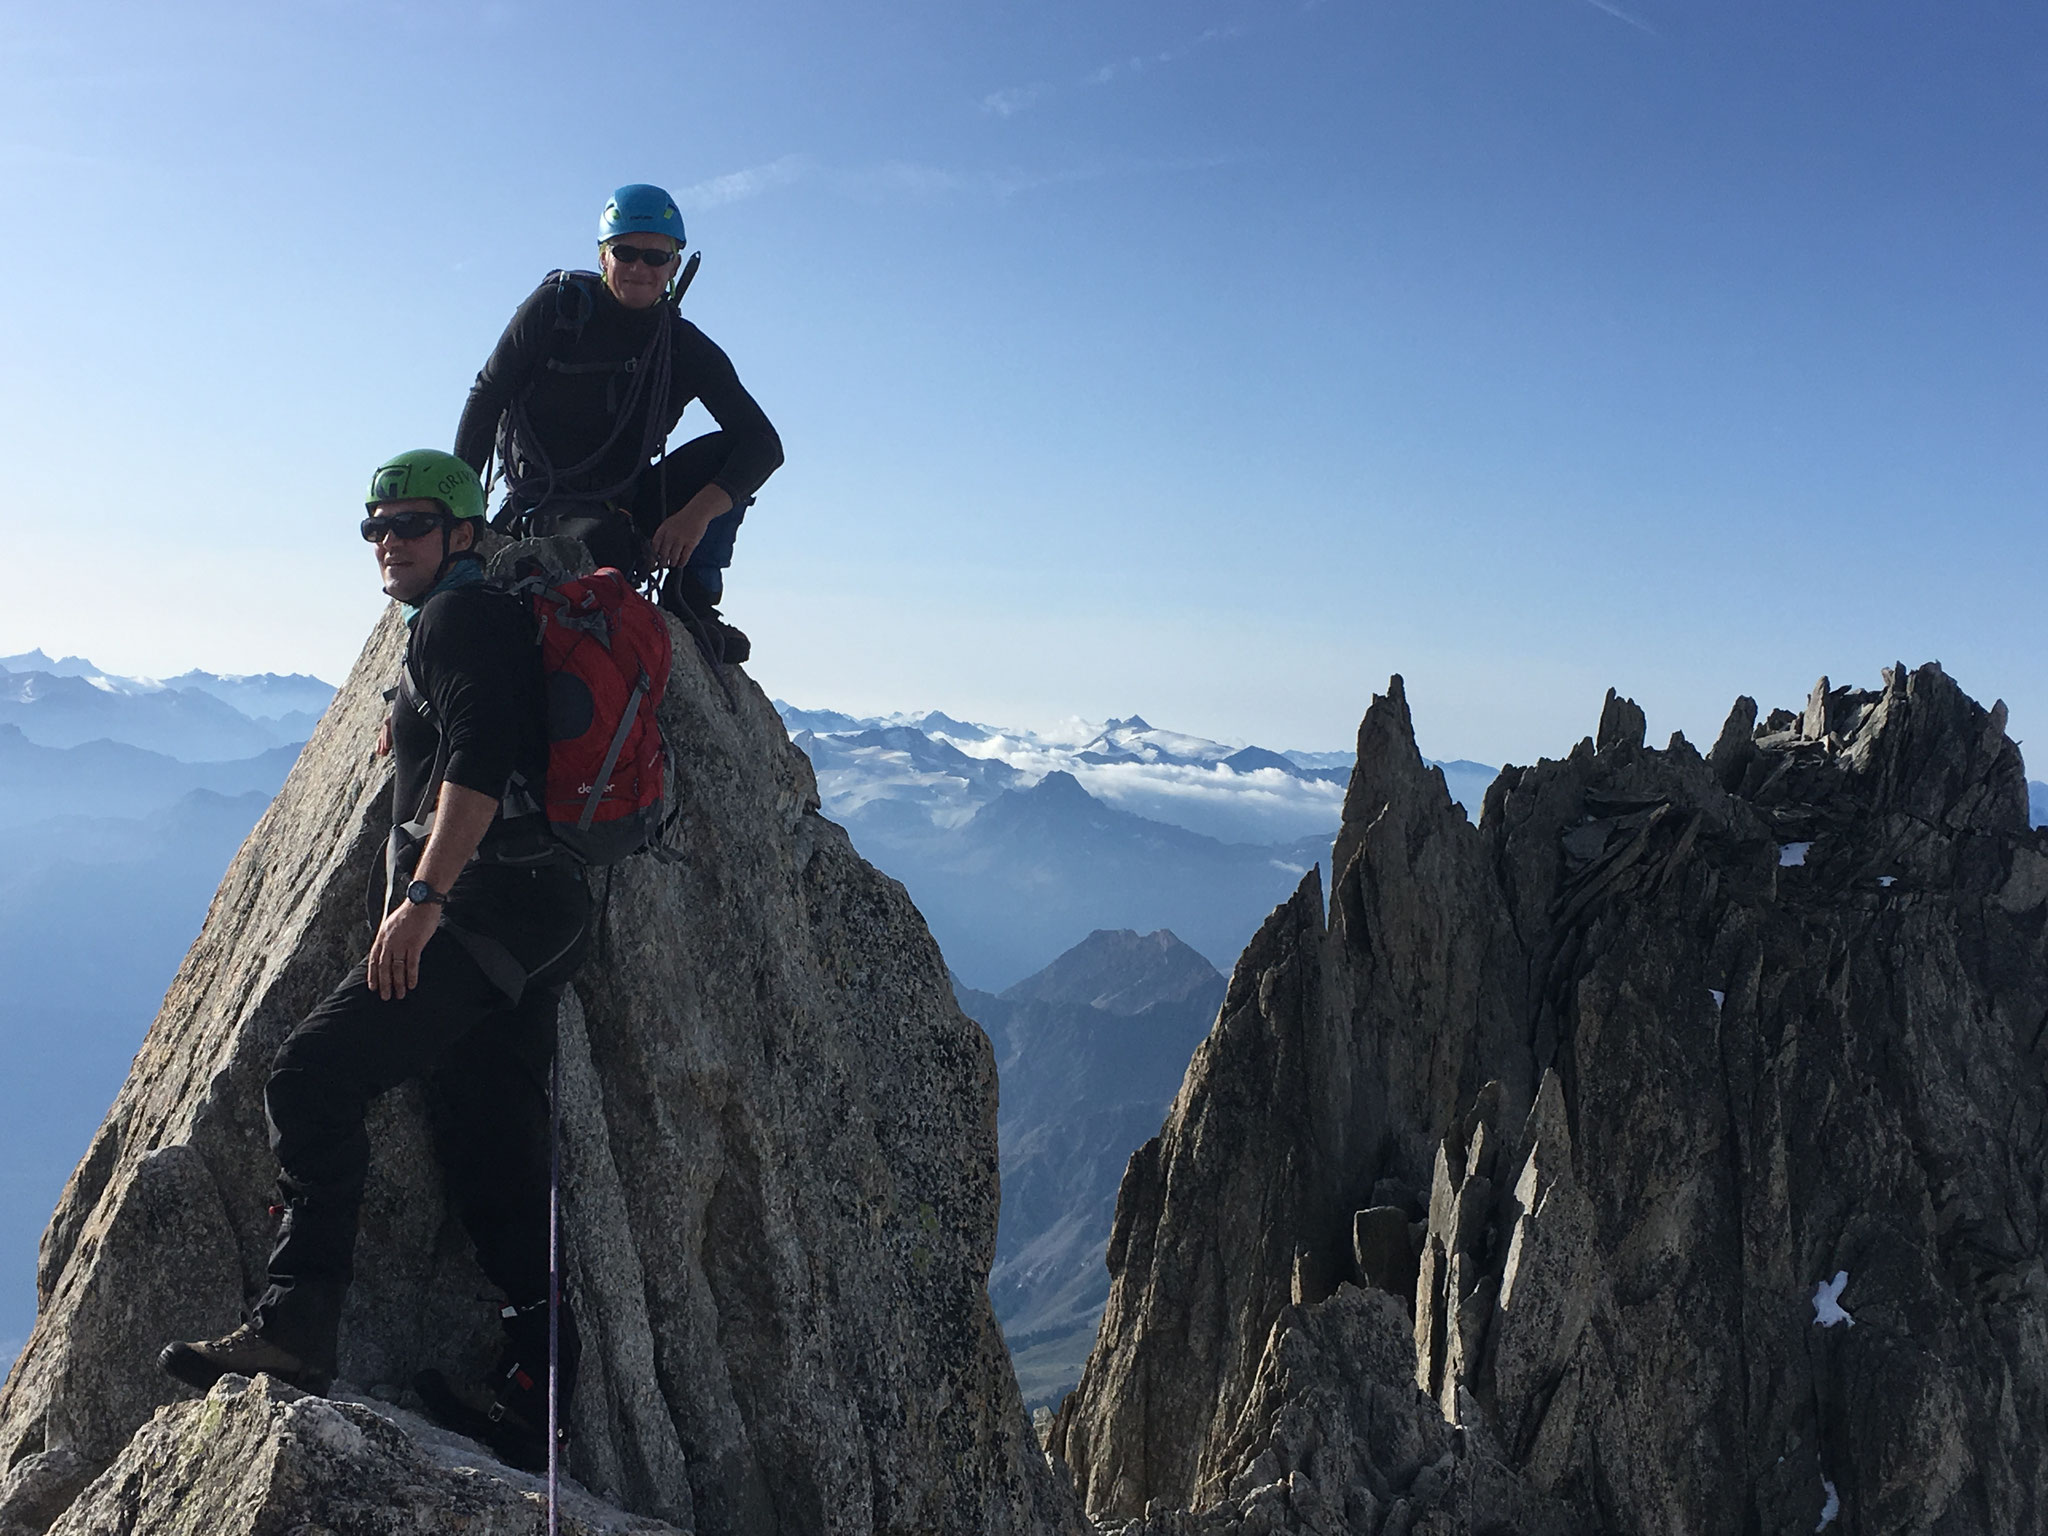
[684,504,745,599]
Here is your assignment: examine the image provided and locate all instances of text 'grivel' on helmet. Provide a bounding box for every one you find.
[366,449,486,523]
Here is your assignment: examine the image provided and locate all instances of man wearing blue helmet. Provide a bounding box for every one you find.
[455,183,783,662]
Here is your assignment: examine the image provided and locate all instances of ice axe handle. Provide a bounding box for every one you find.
[673,250,702,302]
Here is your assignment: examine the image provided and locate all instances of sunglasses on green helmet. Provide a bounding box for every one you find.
[607,242,679,267]
[361,508,456,542]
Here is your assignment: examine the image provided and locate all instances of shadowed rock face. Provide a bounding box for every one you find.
[1052,664,2048,1536]
[0,539,1083,1536]
[963,930,1227,1409]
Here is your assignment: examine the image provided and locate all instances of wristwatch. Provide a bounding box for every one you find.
[405,879,449,908]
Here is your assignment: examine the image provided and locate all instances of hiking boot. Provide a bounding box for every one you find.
[159,1323,332,1396]
[413,1298,578,1475]
[413,1367,559,1474]
[707,616,751,665]
[660,572,752,665]
[672,603,750,665]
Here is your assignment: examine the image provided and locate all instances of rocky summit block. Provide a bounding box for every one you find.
[44,1372,679,1536]
[1053,663,2048,1536]
[0,537,1083,1536]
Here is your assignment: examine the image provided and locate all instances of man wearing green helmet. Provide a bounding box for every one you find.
[160,450,590,1471]
[455,182,784,663]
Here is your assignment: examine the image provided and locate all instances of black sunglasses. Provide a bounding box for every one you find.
[361,509,454,542]
[607,243,678,267]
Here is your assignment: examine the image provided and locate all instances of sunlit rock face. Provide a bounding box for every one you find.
[0,537,1085,1536]
[1054,664,2048,1536]
[45,1373,682,1536]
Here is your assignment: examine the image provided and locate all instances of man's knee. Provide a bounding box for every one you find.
[635,432,732,530]
[265,993,384,1152]
[271,1005,355,1090]
[265,1057,354,1167]
[661,430,730,495]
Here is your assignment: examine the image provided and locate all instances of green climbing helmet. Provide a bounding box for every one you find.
[598,184,685,248]
[365,449,485,523]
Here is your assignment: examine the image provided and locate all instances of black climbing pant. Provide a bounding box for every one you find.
[505,430,749,598]
[254,863,589,1371]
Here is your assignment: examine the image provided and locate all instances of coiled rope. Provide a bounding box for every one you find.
[493,278,678,519]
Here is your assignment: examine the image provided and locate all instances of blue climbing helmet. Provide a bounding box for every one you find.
[598,184,685,248]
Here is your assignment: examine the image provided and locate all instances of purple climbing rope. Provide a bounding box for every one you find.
[549,1046,562,1535]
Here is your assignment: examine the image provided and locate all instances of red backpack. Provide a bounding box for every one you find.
[508,564,674,864]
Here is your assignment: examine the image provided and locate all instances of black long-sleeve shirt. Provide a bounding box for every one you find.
[454,273,783,509]
[388,580,584,958]
[393,584,549,851]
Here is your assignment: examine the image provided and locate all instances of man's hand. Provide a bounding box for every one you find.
[368,780,498,1000]
[650,484,734,569]
[366,898,440,1001]
[375,715,392,758]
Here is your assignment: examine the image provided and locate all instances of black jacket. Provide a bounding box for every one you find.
[454,273,783,509]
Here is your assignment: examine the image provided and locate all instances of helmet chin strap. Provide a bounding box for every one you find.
[424,521,480,594]
[428,523,455,590]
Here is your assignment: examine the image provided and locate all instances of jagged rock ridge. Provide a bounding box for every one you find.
[1053,664,2048,1535]
[0,537,1082,1535]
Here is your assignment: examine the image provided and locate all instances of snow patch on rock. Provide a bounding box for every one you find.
[1812,1271,1855,1328]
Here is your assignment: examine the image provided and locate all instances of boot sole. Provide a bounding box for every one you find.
[158,1341,332,1398]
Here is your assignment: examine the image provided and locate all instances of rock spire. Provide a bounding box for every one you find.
[1054,664,2048,1535]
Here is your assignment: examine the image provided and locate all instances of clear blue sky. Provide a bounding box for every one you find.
[3,1,2042,766]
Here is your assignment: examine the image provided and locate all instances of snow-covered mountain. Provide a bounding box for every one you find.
[0,650,335,721]
[0,651,332,759]
[781,702,1496,848]
[776,702,1503,986]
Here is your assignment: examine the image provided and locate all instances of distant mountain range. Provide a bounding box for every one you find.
[0,787,276,1247]
[778,702,1496,988]
[957,928,1226,1409]
[0,654,329,1358]
[0,650,329,760]
[0,649,334,719]
[783,703,1496,846]
[0,727,301,829]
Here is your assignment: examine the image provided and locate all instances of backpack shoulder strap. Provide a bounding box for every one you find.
[395,647,447,832]
[478,571,550,821]
[543,269,601,340]
[538,270,648,385]
[383,638,453,910]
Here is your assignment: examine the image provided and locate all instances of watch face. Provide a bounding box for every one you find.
[407,880,441,906]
